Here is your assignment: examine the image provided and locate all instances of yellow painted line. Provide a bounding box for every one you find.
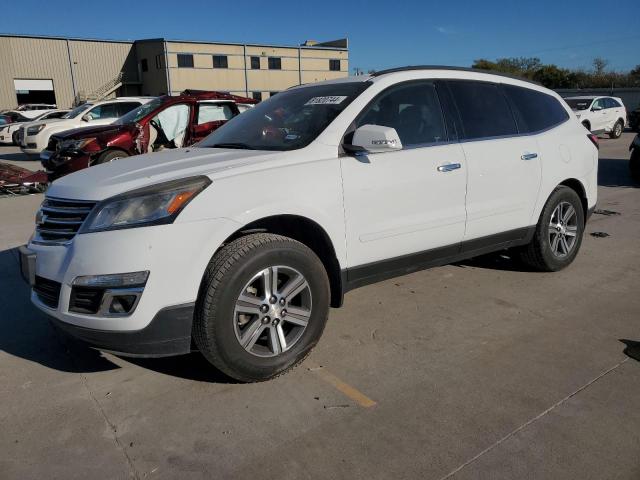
[311,367,377,408]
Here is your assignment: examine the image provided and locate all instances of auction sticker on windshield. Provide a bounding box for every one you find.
[305,96,347,105]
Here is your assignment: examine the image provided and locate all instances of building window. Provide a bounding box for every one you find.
[252,91,263,101]
[141,59,148,72]
[213,55,228,69]
[250,56,260,69]
[177,54,194,68]
[268,57,281,70]
[155,54,163,69]
[329,59,341,71]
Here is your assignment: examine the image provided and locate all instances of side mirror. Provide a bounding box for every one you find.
[343,124,403,154]
[81,113,91,122]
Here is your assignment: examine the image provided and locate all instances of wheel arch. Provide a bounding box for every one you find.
[220,214,344,308]
[558,178,589,221]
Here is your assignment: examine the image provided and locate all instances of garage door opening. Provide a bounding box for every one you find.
[14,79,56,106]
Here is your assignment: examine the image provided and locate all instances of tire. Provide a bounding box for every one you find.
[519,186,585,272]
[94,149,128,165]
[608,120,623,139]
[630,148,640,181]
[193,233,330,382]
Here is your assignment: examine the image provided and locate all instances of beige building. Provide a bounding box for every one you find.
[0,34,349,109]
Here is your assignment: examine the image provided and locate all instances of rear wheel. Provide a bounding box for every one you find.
[609,120,623,139]
[193,233,330,382]
[519,186,585,272]
[94,149,128,165]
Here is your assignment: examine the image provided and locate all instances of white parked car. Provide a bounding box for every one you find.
[565,96,627,138]
[20,67,598,382]
[0,109,69,145]
[20,97,154,154]
[12,104,58,119]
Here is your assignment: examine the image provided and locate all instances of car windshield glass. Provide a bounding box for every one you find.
[63,104,92,119]
[565,99,592,110]
[115,98,163,125]
[199,82,371,151]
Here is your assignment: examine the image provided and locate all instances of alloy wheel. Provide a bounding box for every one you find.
[548,201,578,258]
[233,265,312,357]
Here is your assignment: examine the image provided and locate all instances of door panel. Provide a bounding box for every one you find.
[462,136,541,241]
[342,144,467,268]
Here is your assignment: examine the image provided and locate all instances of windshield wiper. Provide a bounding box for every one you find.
[209,142,255,150]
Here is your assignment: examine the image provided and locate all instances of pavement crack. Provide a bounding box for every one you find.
[52,329,140,480]
[437,358,629,480]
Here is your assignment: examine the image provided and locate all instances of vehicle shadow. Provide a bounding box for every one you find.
[598,157,639,188]
[620,339,640,362]
[454,251,536,273]
[0,152,39,162]
[0,247,233,383]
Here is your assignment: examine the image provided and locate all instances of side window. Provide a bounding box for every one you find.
[212,55,228,69]
[448,80,517,140]
[268,57,281,70]
[86,103,120,120]
[177,54,194,68]
[197,103,234,124]
[503,85,569,133]
[116,102,141,117]
[593,99,606,110]
[250,56,261,69]
[605,98,620,108]
[355,81,447,147]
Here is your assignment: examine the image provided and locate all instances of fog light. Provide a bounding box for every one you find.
[73,271,149,288]
[109,295,139,314]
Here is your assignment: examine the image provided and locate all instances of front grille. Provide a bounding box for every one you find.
[34,276,61,308]
[35,197,96,244]
[69,287,104,314]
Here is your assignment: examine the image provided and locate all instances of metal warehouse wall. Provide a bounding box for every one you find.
[557,88,640,111]
[0,35,136,109]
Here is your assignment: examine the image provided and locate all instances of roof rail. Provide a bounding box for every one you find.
[371,65,542,86]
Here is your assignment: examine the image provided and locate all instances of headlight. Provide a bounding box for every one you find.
[27,124,45,135]
[80,176,211,233]
[61,137,96,150]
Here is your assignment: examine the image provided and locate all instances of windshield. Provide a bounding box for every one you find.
[115,98,164,125]
[565,99,593,111]
[63,104,92,119]
[199,82,371,151]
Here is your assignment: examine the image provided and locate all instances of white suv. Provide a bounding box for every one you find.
[20,97,154,154]
[565,96,627,138]
[20,67,598,382]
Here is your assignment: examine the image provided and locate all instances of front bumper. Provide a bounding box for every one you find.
[23,216,242,352]
[41,149,91,180]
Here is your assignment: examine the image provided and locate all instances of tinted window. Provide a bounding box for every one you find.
[268,57,281,70]
[213,55,228,68]
[199,81,370,151]
[605,98,621,108]
[197,103,234,124]
[177,54,194,68]
[250,56,260,69]
[448,81,517,139]
[565,98,592,110]
[503,85,569,133]
[86,103,120,120]
[116,102,142,117]
[355,82,447,147]
[329,59,340,71]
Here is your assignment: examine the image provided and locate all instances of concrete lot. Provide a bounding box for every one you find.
[1,134,639,479]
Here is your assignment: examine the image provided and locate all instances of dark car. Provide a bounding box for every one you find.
[629,107,640,133]
[630,134,640,181]
[41,91,257,180]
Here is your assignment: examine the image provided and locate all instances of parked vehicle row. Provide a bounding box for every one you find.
[564,96,627,138]
[19,67,598,382]
[0,109,70,145]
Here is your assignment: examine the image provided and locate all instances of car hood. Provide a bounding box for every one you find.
[47,147,284,200]
[53,124,127,140]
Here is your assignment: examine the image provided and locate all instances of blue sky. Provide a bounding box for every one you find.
[2,0,639,72]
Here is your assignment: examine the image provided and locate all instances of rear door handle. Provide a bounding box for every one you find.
[437,163,461,172]
[521,153,538,161]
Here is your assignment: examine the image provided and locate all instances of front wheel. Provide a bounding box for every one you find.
[609,120,623,139]
[193,233,330,382]
[94,149,129,165]
[519,186,585,272]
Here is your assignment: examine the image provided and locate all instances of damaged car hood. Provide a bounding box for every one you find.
[46,147,286,200]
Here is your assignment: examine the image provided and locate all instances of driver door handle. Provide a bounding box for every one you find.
[437,163,461,172]
[521,152,538,161]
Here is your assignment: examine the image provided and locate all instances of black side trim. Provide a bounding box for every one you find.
[343,227,534,292]
[48,303,195,357]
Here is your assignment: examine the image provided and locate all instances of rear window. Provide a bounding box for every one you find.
[565,98,592,110]
[503,85,569,133]
[447,80,517,140]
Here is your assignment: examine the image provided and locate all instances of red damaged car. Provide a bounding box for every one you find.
[41,90,257,180]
